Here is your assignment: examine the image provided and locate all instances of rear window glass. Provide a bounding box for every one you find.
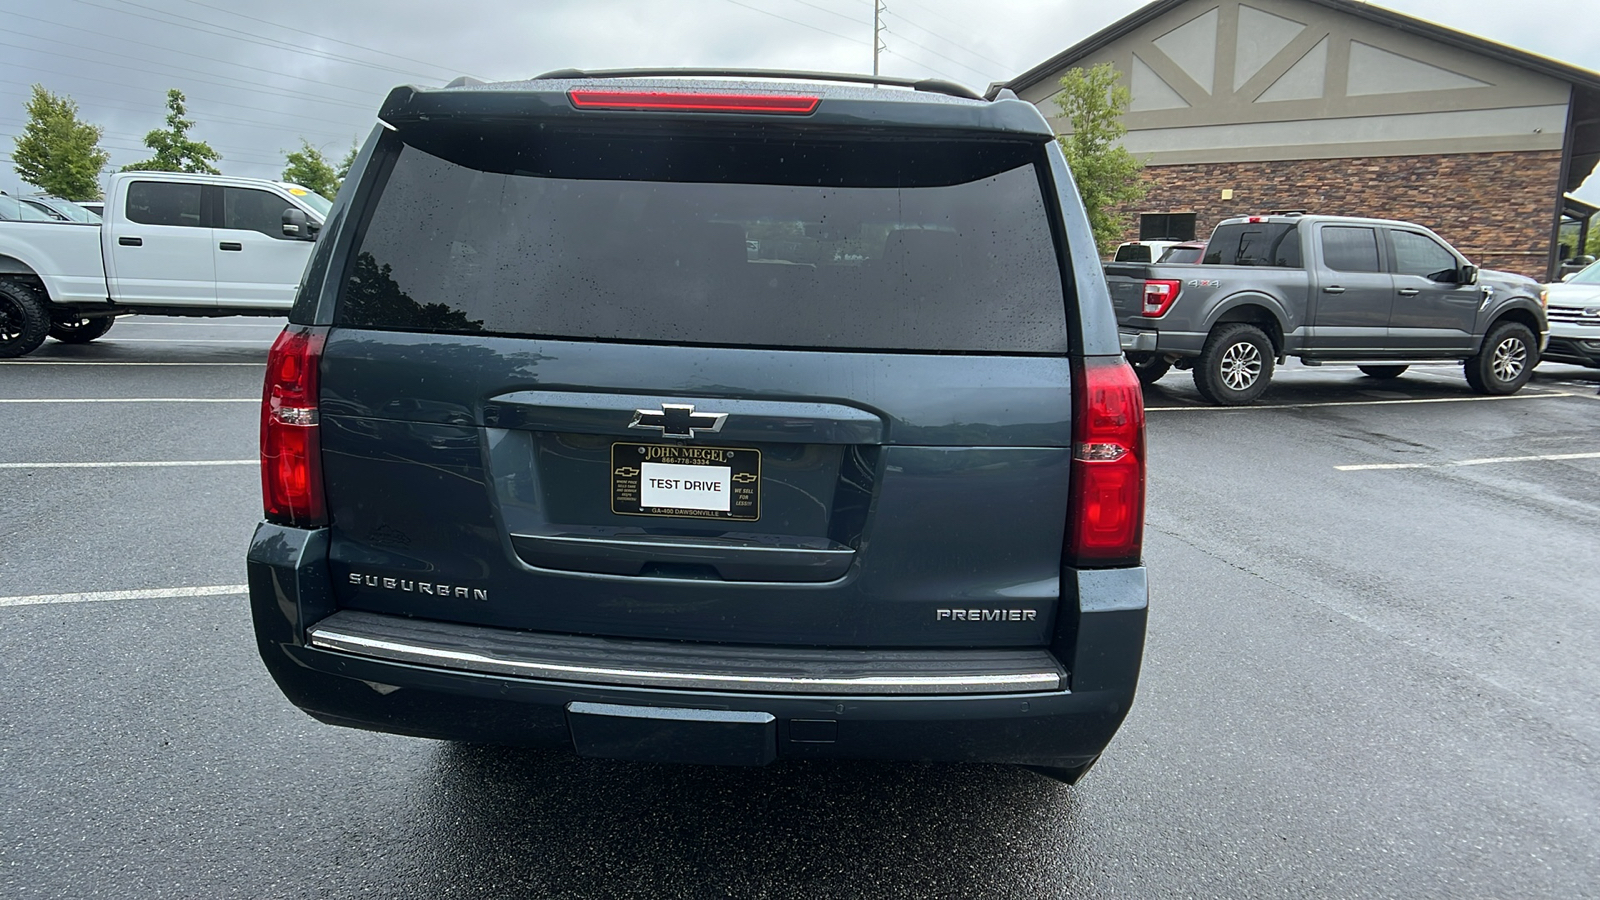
[1321,226,1381,273]
[1203,223,1301,267]
[126,181,203,228]
[336,135,1068,353]
[1114,244,1153,263]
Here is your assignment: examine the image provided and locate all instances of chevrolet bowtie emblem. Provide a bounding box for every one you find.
[731,472,757,483]
[628,403,728,439]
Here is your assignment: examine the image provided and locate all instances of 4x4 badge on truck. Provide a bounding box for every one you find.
[629,403,728,439]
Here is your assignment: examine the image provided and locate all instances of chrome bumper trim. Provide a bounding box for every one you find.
[307,625,1062,696]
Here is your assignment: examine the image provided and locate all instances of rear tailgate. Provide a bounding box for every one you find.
[319,337,1071,647]
[316,100,1075,650]
[1102,262,1154,323]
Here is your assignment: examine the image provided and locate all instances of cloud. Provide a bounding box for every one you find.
[0,0,1594,198]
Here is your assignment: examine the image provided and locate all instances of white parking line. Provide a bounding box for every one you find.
[115,321,282,327]
[1147,391,1573,412]
[0,584,249,609]
[1336,452,1600,471]
[0,398,256,403]
[0,460,255,469]
[0,361,263,367]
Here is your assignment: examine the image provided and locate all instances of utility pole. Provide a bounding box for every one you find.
[873,0,883,77]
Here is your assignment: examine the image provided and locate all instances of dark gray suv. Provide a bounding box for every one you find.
[247,70,1147,783]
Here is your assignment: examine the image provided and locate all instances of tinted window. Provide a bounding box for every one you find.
[1389,230,1459,281]
[1114,244,1153,263]
[1203,223,1301,267]
[1159,245,1204,264]
[1321,226,1381,273]
[338,141,1068,353]
[126,182,203,228]
[223,187,293,238]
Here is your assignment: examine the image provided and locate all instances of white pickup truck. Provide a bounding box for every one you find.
[0,171,327,357]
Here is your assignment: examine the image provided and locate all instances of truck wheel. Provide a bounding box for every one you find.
[1193,323,1274,405]
[1357,365,1409,380]
[1464,322,1536,395]
[49,314,115,344]
[1126,352,1172,385]
[0,279,50,359]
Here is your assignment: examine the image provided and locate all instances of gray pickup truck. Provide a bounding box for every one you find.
[1106,214,1548,404]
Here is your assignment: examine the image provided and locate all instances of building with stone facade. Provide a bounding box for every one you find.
[1002,0,1600,279]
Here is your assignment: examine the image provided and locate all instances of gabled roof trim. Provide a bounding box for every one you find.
[1007,0,1600,96]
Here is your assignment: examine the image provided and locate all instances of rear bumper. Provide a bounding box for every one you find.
[247,523,1146,769]
[1119,326,1206,356]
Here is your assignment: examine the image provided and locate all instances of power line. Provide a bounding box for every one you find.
[0,121,290,166]
[880,27,990,80]
[0,82,359,142]
[782,0,867,26]
[889,0,989,45]
[170,0,479,79]
[880,47,962,83]
[0,64,373,129]
[62,0,449,83]
[720,0,871,46]
[0,49,378,113]
[881,7,1010,70]
[0,16,381,101]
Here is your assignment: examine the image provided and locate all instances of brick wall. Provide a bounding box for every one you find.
[1113,150,1563,278]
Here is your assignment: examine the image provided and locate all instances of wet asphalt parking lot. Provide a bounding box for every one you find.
[2,316,1599,899]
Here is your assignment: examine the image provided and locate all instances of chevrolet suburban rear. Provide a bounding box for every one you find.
[246,71,1148,783]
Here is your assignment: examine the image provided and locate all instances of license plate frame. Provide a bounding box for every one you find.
[611,442,761,521]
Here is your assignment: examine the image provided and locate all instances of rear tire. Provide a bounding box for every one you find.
[48,314,115,344]
[1357,364,1409,380]
[1193,323,1274,405]
[1464,322,1536,395]
[1126,352,1172,385]
[0,279,50,359]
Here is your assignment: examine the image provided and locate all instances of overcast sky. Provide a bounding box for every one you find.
[2,0,1597,199]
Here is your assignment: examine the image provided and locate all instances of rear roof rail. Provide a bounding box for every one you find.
[531,67,983,101]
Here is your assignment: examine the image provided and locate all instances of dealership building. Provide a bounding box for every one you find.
[1004,0,1600,278]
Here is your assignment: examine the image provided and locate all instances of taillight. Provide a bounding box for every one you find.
[1142,279,1181,317]
[1066,356,1146,568]
[261,325,328,527]
[568,90,820,115]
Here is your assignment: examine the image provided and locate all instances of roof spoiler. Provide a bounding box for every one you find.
[531,67,982,101]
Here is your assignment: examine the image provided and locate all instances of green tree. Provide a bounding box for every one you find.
[11,85,110,201]
[282,140,339,199]
[335,142,358,186]
[122,89,221,174]
[1054,63,1146,256]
